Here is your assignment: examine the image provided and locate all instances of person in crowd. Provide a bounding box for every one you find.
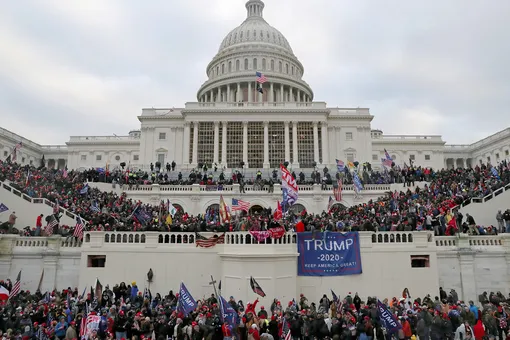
[1,159,510,237]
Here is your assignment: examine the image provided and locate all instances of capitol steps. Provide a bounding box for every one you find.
[0,181,80,229]
[459,182,510,227]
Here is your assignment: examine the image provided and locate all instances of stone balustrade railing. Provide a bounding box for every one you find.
[3,231,509,251]
[123,183,392,193]
[459,182,510,206]
[0,181,87,225]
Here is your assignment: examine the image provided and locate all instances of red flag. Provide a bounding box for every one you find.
[273,201,282,220]
[295,220,305,233]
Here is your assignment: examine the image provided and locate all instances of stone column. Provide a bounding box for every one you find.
[243,121,249,167]
[227,84,231,102]
[270,82,274,102]
[292,122,299,167]
[284,121,290,162]
[321,122,329,166]
[213,121,220,165]
[221,121,228,167]
[191,121,199,167]
[313,121,319,164]
[263,121,270,168]
[248,82,252,102]
[280,84,284,102]
[183,122,190,165]
[236,83,241,102]
[289,87,294,102]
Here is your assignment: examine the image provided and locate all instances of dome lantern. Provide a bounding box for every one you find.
[245,0,265,20]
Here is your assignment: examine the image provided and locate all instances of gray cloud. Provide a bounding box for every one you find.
[0,0,509,145]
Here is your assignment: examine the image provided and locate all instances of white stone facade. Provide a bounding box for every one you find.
[0,232,508,307]
[0,0,509,174]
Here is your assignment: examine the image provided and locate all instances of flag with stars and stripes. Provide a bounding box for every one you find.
[8,270,21,300]
[45,215,58,236]
[73,216,85,240]
[255,71,267,84]
[231,198,251,212]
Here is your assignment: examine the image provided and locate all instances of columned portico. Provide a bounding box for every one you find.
[321,122,328,166]
[213,121,220,165]
[313,122,319,165]
[292,121,299,167]
[284,121,290,162]
[191,121,199,167]
[263,121,270,168]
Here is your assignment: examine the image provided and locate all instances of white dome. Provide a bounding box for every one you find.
[218,0,294,56]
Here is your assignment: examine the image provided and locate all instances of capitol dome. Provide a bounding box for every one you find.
[196,0,313,104]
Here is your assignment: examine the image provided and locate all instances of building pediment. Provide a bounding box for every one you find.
[155,147,168,152]
[344,147,356,152]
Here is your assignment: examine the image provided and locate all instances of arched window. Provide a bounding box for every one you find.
[228,61,232,72]
[286,63,289,74]
[271,60,274,71]
[236,59,240,71]
[291,66,294,75]
[262,58,266,70]
[216,66,219,76]
[247,30,250,39]
[279,61,282,72]
[221,63,225,74]
[244,58,249,70]
[253,58,257,70]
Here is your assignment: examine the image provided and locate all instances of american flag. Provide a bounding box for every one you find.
[255,71,267,84]
[382,149,393,167]
[45,215,58,236]
[327,196,334,212]
[231,198,250,212]
[333,179,342,201]
[73,216,85,240]
[62,168,68,178]
[11,142,22,162]
[8,270,21,300]
[195,232,225,248]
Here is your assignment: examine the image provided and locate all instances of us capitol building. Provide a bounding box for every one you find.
[1,0,509,174]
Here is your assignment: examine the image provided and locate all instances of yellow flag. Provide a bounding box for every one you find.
[166,214,172,225]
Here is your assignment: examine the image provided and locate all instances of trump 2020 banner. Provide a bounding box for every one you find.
[297,232,362,276]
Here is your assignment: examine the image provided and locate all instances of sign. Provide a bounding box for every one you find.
[377,300,401,333]
[297,232,362,276]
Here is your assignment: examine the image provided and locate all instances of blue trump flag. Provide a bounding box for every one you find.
[219,295,238,326]
[297,232,362,276]
[177,283,197,316]
[377,300,402,333]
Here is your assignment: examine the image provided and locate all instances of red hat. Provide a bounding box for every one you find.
[261,306,265,310]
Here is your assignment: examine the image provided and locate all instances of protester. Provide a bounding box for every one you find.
[0,160,509,237]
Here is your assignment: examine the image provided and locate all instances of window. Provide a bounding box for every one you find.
[346,153,355,162]
[506,150,509,156]
[96,155,102,161]
[291,66,294,75]
[487,156,491,163]
[410,255,430,268]
[81,155,87,161]
[133,155,139,161]
[228,61,232,72]
[391,154,396,160]
[271,59,274,71]
[221,63,225,74]
[21,157,25,163]
[345,132,353,140]
[159,132,166,140]
[29,160,33,165]
[253,58,257,70]
[236,59,240,71]
[496,153,500,160]
[115,155,120,161]
[244,58,249,70]
[87,255,106,268]
[262,58,266,70]
[3,151,7,156]
[279,61,282,72]
[372,154,378,161]
[425,154,431,161]
[285,63,289,74]
[409,154,415,161]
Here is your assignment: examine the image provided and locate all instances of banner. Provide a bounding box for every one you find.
[249,226,286,242]
[377,300,402,333]
[219,295,238,326]
[178,283,197,316]
[297,232,362,276]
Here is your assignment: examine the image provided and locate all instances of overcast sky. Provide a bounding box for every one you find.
[1,0,509,145]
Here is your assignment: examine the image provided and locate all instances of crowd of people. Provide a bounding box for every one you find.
[1,280,509,340]
[0,159,509,237]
